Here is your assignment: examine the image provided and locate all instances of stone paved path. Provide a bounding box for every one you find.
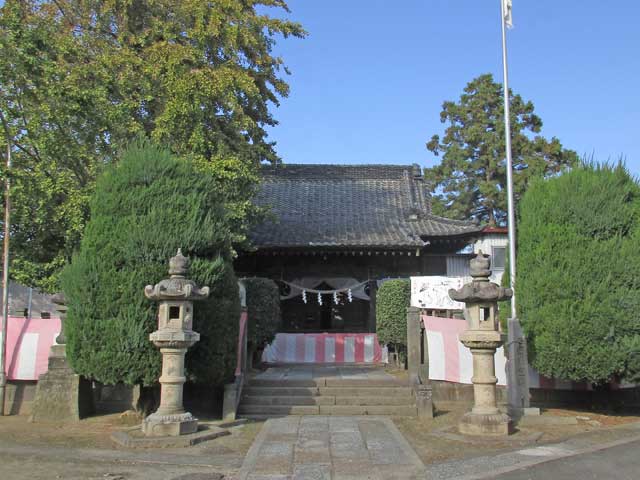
[237,416,425,480]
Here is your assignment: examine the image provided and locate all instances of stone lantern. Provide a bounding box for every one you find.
[142,249,209,437]
[449,251,513,436]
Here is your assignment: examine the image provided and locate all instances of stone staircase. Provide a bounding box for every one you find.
[238,376,418,417]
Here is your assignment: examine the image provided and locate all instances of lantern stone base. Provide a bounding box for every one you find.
[459,411,511,436]
[142,412,198,437]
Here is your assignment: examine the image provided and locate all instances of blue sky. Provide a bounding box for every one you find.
[2,1,637,174]
[264,1,640,175]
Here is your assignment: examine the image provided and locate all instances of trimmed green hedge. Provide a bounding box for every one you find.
[61,140,240,387]
[376,279,411,348]
[517,163,640,384]
[243,277,281,349]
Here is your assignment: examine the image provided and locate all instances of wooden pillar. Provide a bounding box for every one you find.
[408,306,434,418]
[367,280,377,333]
[407,307,421,383]
[407,307,429,383]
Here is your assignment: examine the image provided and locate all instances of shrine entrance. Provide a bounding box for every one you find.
[278,279,373,333]
[260,278,381,364]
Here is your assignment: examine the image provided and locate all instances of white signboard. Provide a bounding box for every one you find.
[410,276,465,310]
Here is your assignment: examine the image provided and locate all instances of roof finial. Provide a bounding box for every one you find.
[470,250,491,282]
[169,248,189,277]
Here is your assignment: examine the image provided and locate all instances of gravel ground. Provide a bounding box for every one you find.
[394,404,640,466]
[1,405,639,479]
[0,413,264,480]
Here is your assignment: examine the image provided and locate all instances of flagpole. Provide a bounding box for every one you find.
[500,0,517,319]
[0,110,11,416]
[499,0,537,417]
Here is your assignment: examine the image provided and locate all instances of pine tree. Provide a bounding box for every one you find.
[426,74,578,226]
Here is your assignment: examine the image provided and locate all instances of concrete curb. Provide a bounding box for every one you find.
[426,427,640,480]
[111,424,229,448]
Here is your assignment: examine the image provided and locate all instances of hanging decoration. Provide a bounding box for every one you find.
[333,291,339,305]
[317,292,322,305]
[280,279,370,302]
[302,289,307,304]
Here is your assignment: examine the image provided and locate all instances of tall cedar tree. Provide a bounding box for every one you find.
[60,141,240,387]
[517,163,640,384]
[425,74,579,226]
[0,1,305,290]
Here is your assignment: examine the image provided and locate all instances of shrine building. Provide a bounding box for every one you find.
[234,164,504,334]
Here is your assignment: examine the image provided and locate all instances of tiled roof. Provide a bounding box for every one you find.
[250,164,481,249]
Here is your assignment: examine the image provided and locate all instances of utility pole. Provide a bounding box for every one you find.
[0,109,11,416]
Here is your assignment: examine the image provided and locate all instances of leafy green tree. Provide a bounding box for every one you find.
[517,163,640,384]
[425,74,579,226]
[376,279,411,364]
[0,0,305,290]
[60,141,240,387]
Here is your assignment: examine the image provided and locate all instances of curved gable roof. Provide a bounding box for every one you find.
[250,164,480,249]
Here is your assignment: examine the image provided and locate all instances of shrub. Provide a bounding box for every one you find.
[376,279,411,351]
[61,140,241,387]
[498,254,511,329]
[517,163,640,384]
[243,277,281,350]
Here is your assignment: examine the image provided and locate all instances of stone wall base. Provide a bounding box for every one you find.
[432,380,640,411]
[30,370,94,422]
[3,381,37,415]
[29,344,94,422]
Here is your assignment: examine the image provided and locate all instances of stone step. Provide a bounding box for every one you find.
[247,378,407,388]
[249,379,320,387]
[318,386,413,396]
[323,378,408,387]
[243,385,413,397]
[241,395,416,407]
[241,395,336,406]
[243,386,320,397]
[237,405,320,416]
[319,405,418,416]
[334,396,415,406]
[236,404,418,417]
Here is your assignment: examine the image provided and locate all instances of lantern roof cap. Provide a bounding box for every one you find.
[448,251,513,303]
[144,249,210,301]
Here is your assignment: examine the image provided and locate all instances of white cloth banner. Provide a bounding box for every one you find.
[422,315,613,391]
[261,333,385,363]
[410,276,465,310]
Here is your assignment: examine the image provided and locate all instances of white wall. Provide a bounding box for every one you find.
[445,233,507,285]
